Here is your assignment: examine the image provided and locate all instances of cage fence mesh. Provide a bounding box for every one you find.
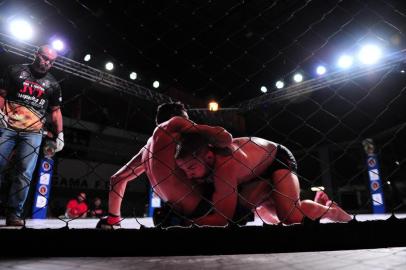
[0,0,405,229]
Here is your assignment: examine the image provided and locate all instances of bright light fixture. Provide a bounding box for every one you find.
[9,19,33,40]
[275,80,284,89]
[130,72,137,80]
[293,73,303,83]
[358,44,382,65]
[338,55,353,69]
[84,54,91,62]
[208,101,219,111]
[316,65,327,75]
[105,62,114,71]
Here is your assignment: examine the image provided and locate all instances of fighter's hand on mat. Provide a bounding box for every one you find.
[96,215,121,230]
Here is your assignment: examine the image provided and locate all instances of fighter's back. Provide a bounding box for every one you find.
[142,124,202,215]
[225,137,278,184]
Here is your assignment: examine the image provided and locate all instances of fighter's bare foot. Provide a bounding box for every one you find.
[256,205,280,225]
[314,191,330,205]
[326,201,353,222]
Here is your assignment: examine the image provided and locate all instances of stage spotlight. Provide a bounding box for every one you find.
[358,45,382,65]
[316,65,327,75]
[293,73,303,83]
[260,86,268,93]
[153,81,160,88]
[275,80,284,89]
[84,54,91,62]
[9,19,33,41]
[51,39,64,51]
[209,101,219,111]
[337,55,353,69]
[130,72,137,80]
[105,62,114,71]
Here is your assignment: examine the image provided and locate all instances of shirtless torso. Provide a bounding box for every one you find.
[176,136,352,226]
[107,116,232,220]
[142,124,203,215]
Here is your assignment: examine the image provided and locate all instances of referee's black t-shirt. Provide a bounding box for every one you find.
[0,64,62,132]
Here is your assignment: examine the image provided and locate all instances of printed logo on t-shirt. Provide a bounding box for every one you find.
[5,65,61,132]
[7,80,48,131]
[19,71,30,80]
[16,80,47,111]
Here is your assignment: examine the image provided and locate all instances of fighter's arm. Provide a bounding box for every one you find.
[163,116,232,148]
[111,146,146,183]
[108,144,148,217]
[193,163,239,226]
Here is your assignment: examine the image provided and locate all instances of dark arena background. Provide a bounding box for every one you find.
[1,0,406,268]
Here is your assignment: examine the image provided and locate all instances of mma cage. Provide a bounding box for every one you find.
[0,1,406,256]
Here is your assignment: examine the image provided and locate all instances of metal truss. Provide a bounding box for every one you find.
[235,49,406,112]
[0,33,175,105]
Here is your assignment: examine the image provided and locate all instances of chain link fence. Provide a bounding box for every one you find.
[0,0,405,230]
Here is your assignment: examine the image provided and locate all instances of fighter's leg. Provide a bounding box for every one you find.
[272,170,351,223]
[238,180,279,224]
[314,190,330,205]
[255,199,280,225]
[271,169,304,224]
[304,191,352,222]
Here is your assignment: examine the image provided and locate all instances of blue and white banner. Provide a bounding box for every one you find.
[148,188,162,217]
[366,154,386,214]
[32,157,54,219]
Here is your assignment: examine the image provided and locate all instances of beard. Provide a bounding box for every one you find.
[31,64,48,77]
[32,59,49,75]
[35,65,47,74]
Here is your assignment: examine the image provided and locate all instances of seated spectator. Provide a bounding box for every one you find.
[65,192,88,219]
[88,197,106,218]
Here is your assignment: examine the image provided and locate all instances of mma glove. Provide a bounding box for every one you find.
[55,132,64,152]
[96,214,122,230]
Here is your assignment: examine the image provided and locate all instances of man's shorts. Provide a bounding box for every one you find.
[260,144,297,179]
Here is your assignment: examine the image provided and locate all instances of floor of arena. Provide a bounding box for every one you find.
[1,214,405,268]
[1,213,406,229]
[0,247,405,269]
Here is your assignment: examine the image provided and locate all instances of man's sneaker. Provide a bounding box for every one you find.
[96,217,121,230]
[6,215,25,227]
